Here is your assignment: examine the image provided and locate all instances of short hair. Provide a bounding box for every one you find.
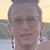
[8,3,42,23]
[11,0,39,4]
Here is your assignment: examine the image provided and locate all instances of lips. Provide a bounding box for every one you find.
[20,33,32,37]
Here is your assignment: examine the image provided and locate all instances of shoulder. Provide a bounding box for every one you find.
[36,40,50,50]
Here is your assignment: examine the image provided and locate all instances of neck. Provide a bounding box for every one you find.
[14,40,37,50]
[15,44,35,50]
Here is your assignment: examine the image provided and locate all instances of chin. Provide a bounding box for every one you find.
[19,40,33,47]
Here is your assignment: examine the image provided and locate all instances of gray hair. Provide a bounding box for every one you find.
[11,0,39,4]
[8,3,42,22]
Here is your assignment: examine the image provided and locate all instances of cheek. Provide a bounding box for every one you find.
[31,25,41,38]
[12,26,22,39]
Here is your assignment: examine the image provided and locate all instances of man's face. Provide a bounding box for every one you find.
[10,3,42,47]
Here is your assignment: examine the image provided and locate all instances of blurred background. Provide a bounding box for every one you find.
[0,0,50,50]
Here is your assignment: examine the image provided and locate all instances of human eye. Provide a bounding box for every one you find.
[14,17,22,23]
[15,19,20,22]
[27,16,36,21]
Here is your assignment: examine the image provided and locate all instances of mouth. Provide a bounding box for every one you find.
[20,33,32,40]
[20,33,32,37]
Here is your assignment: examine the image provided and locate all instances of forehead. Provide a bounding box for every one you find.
[11,3,39,18]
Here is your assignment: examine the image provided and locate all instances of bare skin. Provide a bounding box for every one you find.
[36,40,50,50]
[9,3,43,50]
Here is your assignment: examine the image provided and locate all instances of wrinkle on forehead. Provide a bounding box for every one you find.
[16,4,33,14]
[11,3,39,17]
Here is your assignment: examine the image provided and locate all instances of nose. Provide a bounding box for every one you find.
[22,21,29,30]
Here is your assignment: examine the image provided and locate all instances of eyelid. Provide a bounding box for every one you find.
[27,16,37,20]
[14,16,39,21]
[14,17,22,22]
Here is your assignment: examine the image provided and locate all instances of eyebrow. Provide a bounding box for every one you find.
[14,16,39,20]
[14,17,22,21]
[27,16,39,19]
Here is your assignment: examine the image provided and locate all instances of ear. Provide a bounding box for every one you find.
[8,23,13,35]
[40,22,45,35]
[8,23,11,32]
[41,22,44,31]
[40,22,44,41]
